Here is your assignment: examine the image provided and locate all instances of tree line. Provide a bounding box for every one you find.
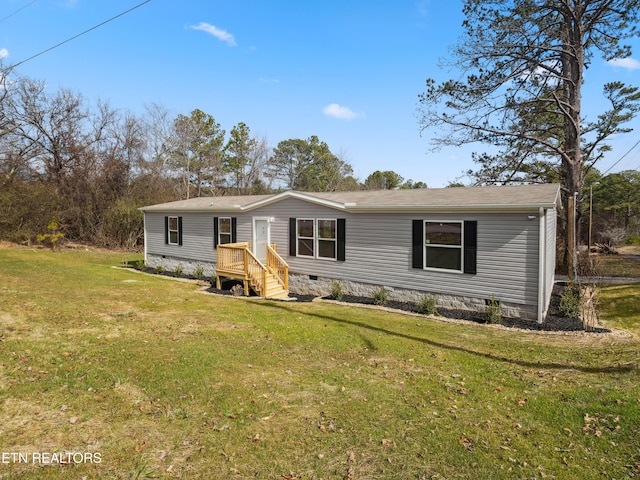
[0,74,426,249]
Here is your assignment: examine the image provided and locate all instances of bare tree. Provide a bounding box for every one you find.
[417,0,640,273]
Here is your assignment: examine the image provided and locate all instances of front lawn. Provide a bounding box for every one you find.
[0,247,638,479]
[595,245,640,278]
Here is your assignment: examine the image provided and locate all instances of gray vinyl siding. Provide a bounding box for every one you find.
[145,212,261,263]
[145,212,216,263]
[250,198,540,307]
[144,197,546,308]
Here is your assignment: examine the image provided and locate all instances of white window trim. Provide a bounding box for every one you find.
[424,220,464,273]
[218,216,232,245]
[168,216,180,246]
[296,218,315,258]
[296,218,338,260]
[316,218,337,261]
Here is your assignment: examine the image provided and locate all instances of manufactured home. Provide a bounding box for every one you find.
[140,184,560,322]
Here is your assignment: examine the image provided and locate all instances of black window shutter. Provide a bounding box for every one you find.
[213,217,219,247]
[337,219,346,261]
[412,220,424,269]
[231,218,237,243]
[178,216,183,246]
[164,216,169,244]
[289,218,297,256]
[463,220,477,274]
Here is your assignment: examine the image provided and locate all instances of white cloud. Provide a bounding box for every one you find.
[190,22,236,46]
[323,103,363,120]
[608,57,640,70]
[0,48,8,60]
[415,0,431,18]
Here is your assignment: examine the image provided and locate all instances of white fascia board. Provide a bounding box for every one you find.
[139,206,244,213]
[344,203,558,214]
[240,191,348,211]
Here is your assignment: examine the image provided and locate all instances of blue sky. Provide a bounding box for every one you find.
[1,0,639,187]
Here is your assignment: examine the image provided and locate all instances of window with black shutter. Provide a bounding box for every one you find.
[165,216,182,246]
[412,220,477,274]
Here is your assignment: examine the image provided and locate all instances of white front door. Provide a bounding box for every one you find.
[253,218,270,264]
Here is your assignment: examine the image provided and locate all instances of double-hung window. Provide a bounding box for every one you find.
[413,220,476,274]
[317,219,337,259]
[213,217,236,247]
[425,221,463,272]
[294,218,339,260]
[166,216,182,245]
[296,219,315,257]
[290,217,345,261]
[218,217,232,245]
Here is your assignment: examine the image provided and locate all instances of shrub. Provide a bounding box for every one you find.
[155,266,166,275]
[36,219,65,250]
[627,235,640,245]
[417,295,438,315]
[372,287,389,306]
[329,280,344,300]
[577,251,600,278]
[173,265,183,277]
[128,259,145,270]
[193,264,204,280]
[485,294,502,324]
[559,284,581,318]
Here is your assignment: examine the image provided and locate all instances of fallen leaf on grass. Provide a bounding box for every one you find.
[459,438,474,451]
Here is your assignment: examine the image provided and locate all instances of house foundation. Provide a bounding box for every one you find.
[288,273,537,321]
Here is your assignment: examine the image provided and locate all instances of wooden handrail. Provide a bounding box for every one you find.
[217,242,288,297]
[266,244,289,290]
[217,242,250,274]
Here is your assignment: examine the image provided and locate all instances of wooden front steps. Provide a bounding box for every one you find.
[258,272,289,299]
[216,242,289,299]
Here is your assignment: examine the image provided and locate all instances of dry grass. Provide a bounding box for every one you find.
[584,245,640,278]
[0,246,639,479]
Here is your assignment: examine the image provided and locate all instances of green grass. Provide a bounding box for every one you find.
[596,245,640,278]
[0,247,639,479]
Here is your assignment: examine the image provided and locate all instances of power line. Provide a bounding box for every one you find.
[9,0,152,70]
[0,0,37,24]
[601,138,640,176]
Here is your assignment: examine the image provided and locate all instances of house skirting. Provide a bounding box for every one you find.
[146,254,538,321]
[146,254,216,278]
[288,273,538,321]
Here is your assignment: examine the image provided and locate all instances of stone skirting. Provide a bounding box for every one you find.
[146,254,536,321]
[288,273,537,321]
[146,254,216,278]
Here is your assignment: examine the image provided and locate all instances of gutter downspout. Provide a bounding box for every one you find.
[143,213,148,266]
[537,207,545,324]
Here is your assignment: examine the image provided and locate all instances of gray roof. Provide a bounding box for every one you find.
[140,184,561,213]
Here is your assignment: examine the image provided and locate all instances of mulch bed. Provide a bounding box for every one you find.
[207,279,609,333]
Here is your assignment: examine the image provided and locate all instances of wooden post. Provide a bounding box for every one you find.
[568,193,575,282]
